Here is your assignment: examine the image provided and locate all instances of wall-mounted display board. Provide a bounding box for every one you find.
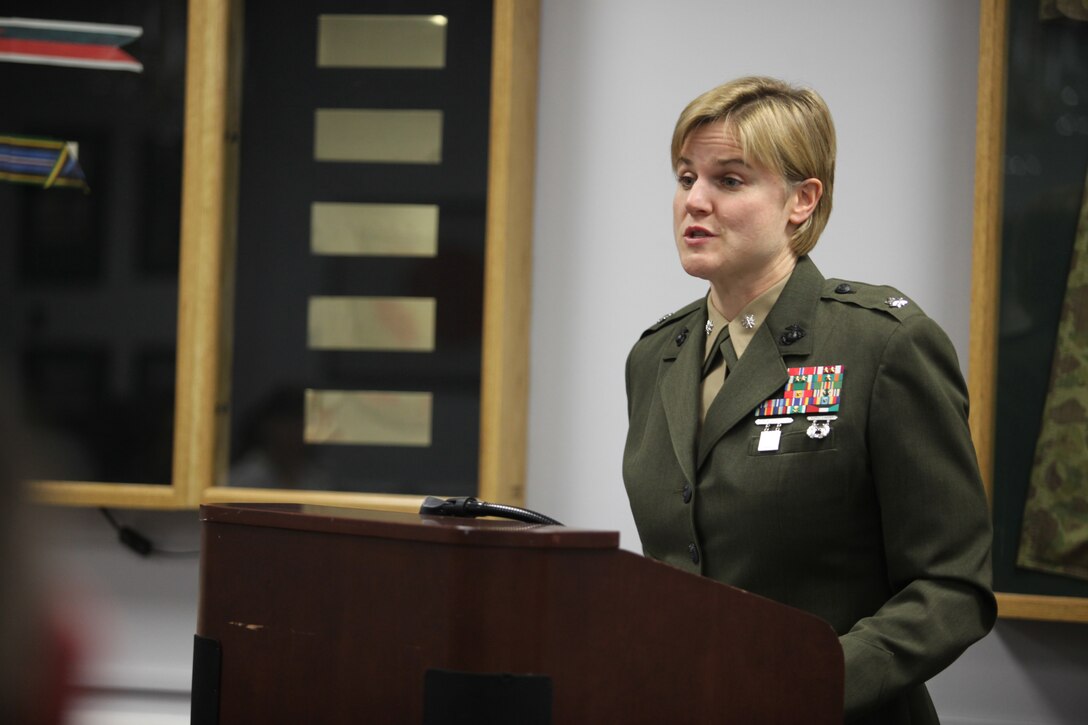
[970,0,1088,622]
[3,0,188,506]
[30,0,540,511]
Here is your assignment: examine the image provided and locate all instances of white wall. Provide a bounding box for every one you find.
[37,2,1088,724]
[525,1,1088,724]
[526,0,980,544]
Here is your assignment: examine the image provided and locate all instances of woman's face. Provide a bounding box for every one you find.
[672,122,812,291]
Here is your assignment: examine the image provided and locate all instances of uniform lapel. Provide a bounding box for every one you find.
[658,310,705,489]
[697,326,787,466]
[696,256,824,468]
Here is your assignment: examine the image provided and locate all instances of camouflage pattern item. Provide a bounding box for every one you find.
[1019,166,1088,581]
[1040,0,1088,22]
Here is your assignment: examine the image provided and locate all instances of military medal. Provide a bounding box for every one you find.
[806,415,838,439]
[757,365,844,416]
[755,366,845,448]
[755,417,793,452]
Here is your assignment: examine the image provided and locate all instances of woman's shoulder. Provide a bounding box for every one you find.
[817,276,960,363]
[819,277,928,325]
[638,297,704,338]
[626,297,704,363]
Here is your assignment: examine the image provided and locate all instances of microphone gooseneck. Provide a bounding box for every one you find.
[419,496,563,526]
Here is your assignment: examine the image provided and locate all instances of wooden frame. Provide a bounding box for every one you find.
[32,0,233,509]
[969,0,1088,623]
[34,0,540,512]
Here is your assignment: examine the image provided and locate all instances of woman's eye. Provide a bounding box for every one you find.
[677,175,695,190]
[720,176,742,188]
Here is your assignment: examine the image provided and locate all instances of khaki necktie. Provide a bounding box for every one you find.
[700,330,738,422]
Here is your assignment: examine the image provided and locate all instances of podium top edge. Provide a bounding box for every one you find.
[199,502,621,550]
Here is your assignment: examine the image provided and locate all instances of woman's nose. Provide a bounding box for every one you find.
[685,180,712,215]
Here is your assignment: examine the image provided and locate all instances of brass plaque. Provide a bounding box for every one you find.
[308,296,436,351]
[317,15,447,69]
[305,389,432,446]
[314,109,443,164]
[311,202,439,257]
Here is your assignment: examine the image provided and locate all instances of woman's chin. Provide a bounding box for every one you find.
[679,256,721,282]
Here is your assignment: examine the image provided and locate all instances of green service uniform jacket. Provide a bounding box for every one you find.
[623,256,996,724]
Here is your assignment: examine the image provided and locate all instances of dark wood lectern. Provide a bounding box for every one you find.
[194,503,843,723]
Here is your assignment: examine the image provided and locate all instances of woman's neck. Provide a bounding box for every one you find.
[708,255,797,321]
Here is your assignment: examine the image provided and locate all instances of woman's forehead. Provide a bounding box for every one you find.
[681,121,737,152]
[679,122,766,169]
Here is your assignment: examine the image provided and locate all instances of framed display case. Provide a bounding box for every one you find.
[970,0,1088,622]
[4,0,190,506]
[29,0,539,511]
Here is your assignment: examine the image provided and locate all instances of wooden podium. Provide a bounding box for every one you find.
[193,503,843,723]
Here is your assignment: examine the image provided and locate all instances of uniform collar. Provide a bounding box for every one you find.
[705,270,792,362]
[695,256,825,466]
[656,255,827,477]
[763,255,823,358]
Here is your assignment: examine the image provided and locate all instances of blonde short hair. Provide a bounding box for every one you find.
[671,76,836,257]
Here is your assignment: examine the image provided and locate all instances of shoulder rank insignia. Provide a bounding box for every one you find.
[885,296,909,309]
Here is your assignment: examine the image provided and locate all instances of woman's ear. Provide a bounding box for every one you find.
[788,178,823,225]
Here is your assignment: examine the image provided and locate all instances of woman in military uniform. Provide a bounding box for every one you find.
[622,76,996,724]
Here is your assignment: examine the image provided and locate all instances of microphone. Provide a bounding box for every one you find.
[419,496,563,526]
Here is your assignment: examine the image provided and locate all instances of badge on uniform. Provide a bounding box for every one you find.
[755,417,793,451]
[806,415,837,439]
[753,365,845,450]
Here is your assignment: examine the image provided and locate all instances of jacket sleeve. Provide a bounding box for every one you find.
[839,314,997,720]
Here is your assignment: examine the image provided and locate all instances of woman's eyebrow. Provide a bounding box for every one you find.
[677,155,748,168]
